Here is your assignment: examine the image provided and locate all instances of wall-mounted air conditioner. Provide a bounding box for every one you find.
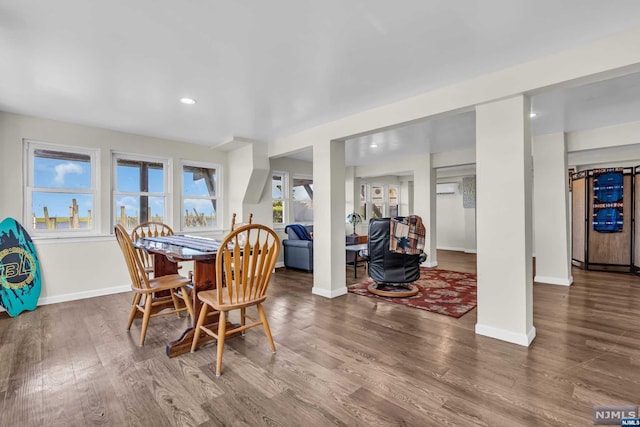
[436,182,459,195]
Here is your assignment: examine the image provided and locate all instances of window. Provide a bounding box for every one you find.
[360,184,367,220]
[25,141,98,234]
[113,153,168,229]
[370,185,384,218]
[389,185,399,217]
[361,183,401,219]
[182,162,220,230]
[292,175,313,223]
[272,172,288,226]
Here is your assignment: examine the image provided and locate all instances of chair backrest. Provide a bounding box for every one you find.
[131,222,174,239]
[230,212,253,231]
[367,217,422,284]
[115,224,151,291]
[216,224,280,306]
[131,222,174,272]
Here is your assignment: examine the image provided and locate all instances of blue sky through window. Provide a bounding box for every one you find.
[33,156,92,217]
[34,157,90,189]
[182,167,216,220]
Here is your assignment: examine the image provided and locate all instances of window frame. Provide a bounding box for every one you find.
[360,183,367,221]
[180,160,222,231]
[388,184,400,217]
[24,139,100,236]
[112,151,171,230]
[369,183,386,219]
[361,183,401,219]
[271,171,288,229]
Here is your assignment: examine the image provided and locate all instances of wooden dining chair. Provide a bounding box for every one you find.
[131,222,175,277]
[190,223,280,376]
[230,212,253,231]
[115,224,194,345]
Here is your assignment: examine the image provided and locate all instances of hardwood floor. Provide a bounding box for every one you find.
[1,250,639,426]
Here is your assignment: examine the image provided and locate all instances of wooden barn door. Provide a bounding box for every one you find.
[587,168,632,271]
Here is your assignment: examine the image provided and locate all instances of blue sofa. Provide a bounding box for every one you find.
[283,224,313,272]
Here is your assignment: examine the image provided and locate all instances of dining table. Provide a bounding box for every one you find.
[135,234,227,358]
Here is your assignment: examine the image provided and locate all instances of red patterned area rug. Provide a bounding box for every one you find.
[348,268,477,318]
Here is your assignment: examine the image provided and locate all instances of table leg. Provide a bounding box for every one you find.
[166,258,220,357]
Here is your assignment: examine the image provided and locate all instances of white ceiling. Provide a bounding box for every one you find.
[2,1,640,165]
[336,70,640,166]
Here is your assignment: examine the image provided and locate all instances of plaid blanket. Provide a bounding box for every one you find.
[389,215,425,255]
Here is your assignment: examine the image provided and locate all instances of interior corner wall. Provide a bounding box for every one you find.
[0,111,228,304]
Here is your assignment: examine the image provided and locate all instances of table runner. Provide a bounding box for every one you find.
[143,235,221,252]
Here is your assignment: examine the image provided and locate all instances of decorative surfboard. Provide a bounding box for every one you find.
[0,218,41,317]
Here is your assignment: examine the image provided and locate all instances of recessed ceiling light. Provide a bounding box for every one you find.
[529,112,537,118]
[180,97,196,105]
[370,143,378,148]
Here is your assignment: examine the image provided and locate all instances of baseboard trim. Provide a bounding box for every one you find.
[275,261,285,269]
[464,249,477,254]
[312,286,348,299]
[437,246,465,252]
[475,323,536,347]
[534,275,573,286]
[2,285,137,312]
[39,285,131,306]
[422,260,438,268]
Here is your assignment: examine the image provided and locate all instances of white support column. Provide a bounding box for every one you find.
[312,140,347,298]
[345,166,357,231]
[533,133,573,286]
[475,95,536,347]
[345,166,364,235]
[413,154,437,267]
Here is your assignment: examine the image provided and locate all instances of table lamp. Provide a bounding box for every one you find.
[346,212,362,236]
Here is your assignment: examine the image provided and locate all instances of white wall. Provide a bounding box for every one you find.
[226,141,271,226]
[435,176,477,252]
[0,112,229,303]
[436,177,466,251]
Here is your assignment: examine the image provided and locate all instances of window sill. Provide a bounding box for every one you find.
[178,228,226,239]
[32,233,115,244]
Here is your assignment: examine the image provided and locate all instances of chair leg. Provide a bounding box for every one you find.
[127,293,141,330]
[180,286,195,323]
[190,303,209,353]
[240,307,246,336]
[139,294,153,346]
[257,303,276,353]
[170,289,181,318]
[215,310,227,377]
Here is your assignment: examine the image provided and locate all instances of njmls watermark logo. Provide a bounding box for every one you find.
[593,406,638,425]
